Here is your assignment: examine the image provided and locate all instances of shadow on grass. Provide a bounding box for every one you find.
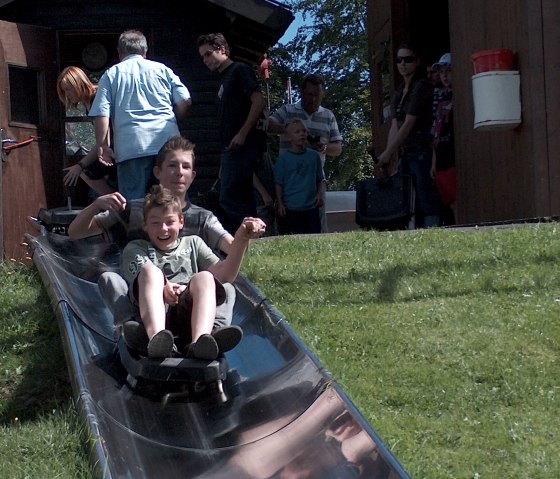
[0,291,73,425]
[261,250,559,306]
[372,250,557,303]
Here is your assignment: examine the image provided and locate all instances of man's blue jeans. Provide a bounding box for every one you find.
[117,155,157,201]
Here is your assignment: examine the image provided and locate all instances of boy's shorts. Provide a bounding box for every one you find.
[166,278,228,348]
[130,275,231,348]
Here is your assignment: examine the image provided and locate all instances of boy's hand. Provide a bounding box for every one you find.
[163,281,186,305]
[93,192,127,213]
[237,217,266,239]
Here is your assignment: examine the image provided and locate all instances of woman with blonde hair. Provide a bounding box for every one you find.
[57,66,116,195]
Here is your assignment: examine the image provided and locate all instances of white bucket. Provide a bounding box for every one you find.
[472,71,521,130]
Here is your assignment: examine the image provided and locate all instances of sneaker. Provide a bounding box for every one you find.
[122,321,148,355]
[212,325,243,353]
[185,334,219,360]
[147,330,175,358]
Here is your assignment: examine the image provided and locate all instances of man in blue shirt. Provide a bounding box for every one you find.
[89,30,192,200]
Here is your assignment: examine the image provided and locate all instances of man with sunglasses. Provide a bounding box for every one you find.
[376,44,441,228]
[196,33,267,235]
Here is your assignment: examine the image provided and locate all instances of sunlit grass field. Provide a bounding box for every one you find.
[1,223,559,478]
[242,225,560,478]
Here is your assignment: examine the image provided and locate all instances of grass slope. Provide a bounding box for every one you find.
[242,225,560,479]
[1,224,558,478]
[0,263,95,478]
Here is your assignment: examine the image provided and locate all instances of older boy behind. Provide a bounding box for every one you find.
[121,185,266,359]
[69,136,234,329]
[274,119,325,235]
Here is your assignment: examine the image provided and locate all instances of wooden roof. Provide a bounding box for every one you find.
[0,0,294,63]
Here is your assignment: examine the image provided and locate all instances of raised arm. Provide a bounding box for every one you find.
[208,218,265,283]
[68,192,127,239]
[218,234,234,256]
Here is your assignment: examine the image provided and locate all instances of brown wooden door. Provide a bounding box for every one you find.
[368,18,394,156]
[0,20,61,260]
[367,0,408,156]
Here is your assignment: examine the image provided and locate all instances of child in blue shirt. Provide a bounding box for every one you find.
[274,119,325,234]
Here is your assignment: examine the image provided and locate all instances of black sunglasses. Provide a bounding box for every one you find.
[396,56,416,64]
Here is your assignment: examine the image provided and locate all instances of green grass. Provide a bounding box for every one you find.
[242,225,560,479]
[0,262,95,478]
[1,224,559,478]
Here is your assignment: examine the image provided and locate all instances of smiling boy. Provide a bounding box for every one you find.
[121,185,266,359]
[68,136,235,332]
[69,135,233,254]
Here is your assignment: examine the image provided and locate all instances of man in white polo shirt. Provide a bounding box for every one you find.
[268,73,342,232]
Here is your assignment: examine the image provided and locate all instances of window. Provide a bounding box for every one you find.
[9,65,42,125]
[64,103,95,158]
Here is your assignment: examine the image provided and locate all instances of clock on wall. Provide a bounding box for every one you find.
[81,42,108,71]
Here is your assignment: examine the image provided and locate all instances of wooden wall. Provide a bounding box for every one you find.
[447,0,560,223]
[0,21,60,259]
[368,0,560,224]
[449,0,528,223]
[541,0,560,213]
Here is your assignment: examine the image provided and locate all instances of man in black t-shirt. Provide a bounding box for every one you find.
[197,33,267,234]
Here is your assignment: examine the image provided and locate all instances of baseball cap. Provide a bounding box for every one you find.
[432,53,452,69]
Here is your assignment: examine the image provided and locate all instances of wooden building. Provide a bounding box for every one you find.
[0,0,292,259]
[367,0,560,225]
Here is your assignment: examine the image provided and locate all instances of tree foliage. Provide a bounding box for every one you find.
[266,0,374,189]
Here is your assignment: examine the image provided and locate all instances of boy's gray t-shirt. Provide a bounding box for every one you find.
[121,236,218,287]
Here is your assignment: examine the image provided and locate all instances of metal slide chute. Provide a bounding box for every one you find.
[28,231,409,479]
